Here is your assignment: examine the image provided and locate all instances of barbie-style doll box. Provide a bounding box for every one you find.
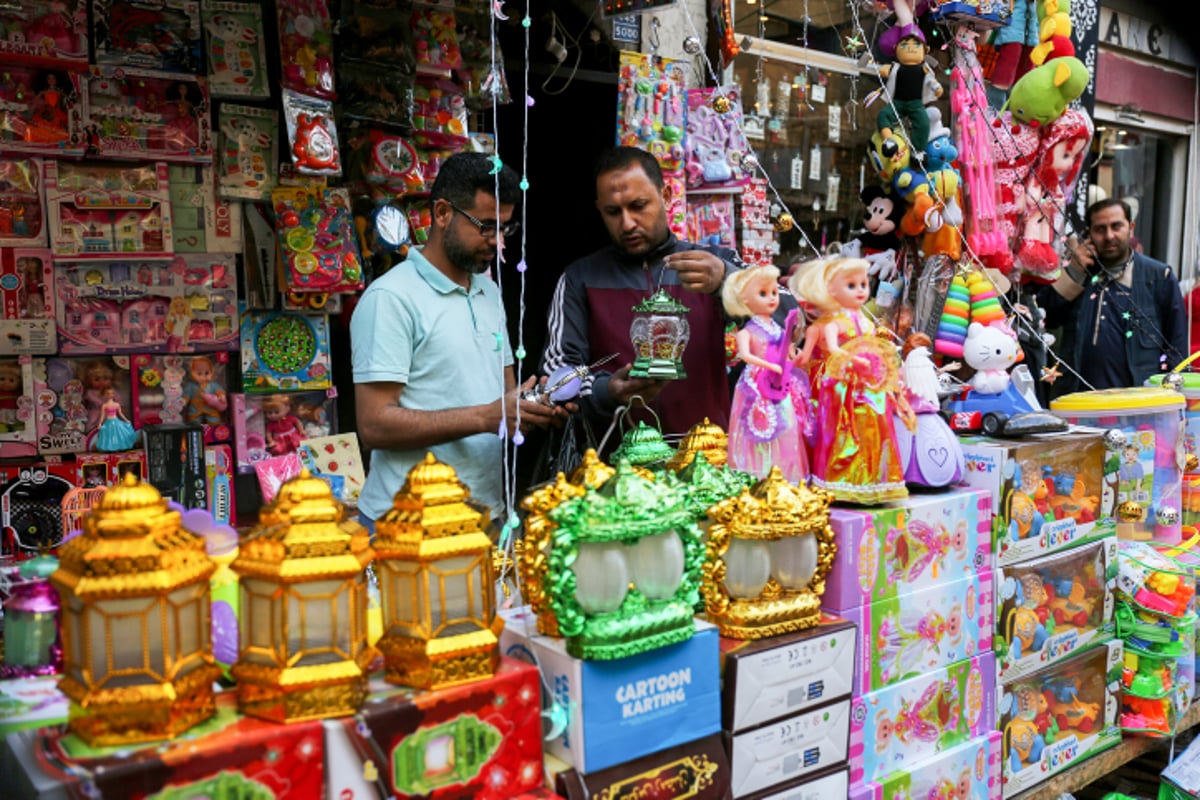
[959,430,1113,567]
[835,570,994,694]
[0,248,56,356]
[825,487,993,612]
[849,732,1002,800]
[850,652,997,788]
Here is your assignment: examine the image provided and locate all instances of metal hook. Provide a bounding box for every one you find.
[648,16,661,54]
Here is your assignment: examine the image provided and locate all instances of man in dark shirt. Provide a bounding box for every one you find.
[1038,198,1187,393]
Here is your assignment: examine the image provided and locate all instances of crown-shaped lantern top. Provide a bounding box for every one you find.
[674,453,756,519]
[611,421,675,467]
[521,472,587,515]
[379,453,488,540]
[570,449,616,488]
[550,460,690,543]
[632,289,690,317]
[667,417,729,471]
[708,467,833,539]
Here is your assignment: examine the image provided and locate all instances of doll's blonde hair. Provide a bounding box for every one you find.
[786,257,870,313]
[721,264,780,318]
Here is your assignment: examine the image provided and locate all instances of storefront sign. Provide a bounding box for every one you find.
[1099,8,1196,66]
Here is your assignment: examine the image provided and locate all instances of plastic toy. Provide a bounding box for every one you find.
[894,333,964,487]
[338,60,417,137]
[0,358,37,458]
[34,356,132,454]
[1115,541,1195,620]
[282,89,341,176]
[133,353,231,443]
[202,1,270,99]
[0,158,47,247]
[410,2,461,72]
[0,460,76,558]
[873,27,942,153]
[0,248,55,356]
[45,160,174,261]
[91,0,203,72]
[232,389,334,470]
[1121,692,1175,737]
[0,0,89,64]
[684,86,750,191]
[214,105,276,202]
[239,309,331,392]
[277,0,335,98]
[82,66,212,162]
[0,66,85,157]
[92,387,139,451]
[942,362,1067,437]
[272,186,364,296]
[616,51,687,174]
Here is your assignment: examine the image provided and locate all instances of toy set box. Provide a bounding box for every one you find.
[738,765,848,800]
[45,160,175,260]
[550,733,732,800]
[825,488,992,611]
[0,0,89,65]
[995,536,1118,683]
[239,308,332,392]
[850,652,997,788]
[144,422,208,511]
[77,449,147,487]
[324,658,543,800]
[0,157,48,247]
[0,358,38,458]
[55,255,239,354]
[0,249,56,356]
[0,459,78,558]
[848,732,1002,800]
[203,2,272,100]
[82,66,214,163]
[0,675,68,735]
[133,353,232,443]
[33,355,132,454]
[271,185,365,296]
[726,697,850,797]
[232,389,336,470]
[0,66,86,158]
[169,164,244,253]
[839,570,994,693]
[205,442,234,524]
[1051,388,1187,544]
[499,606,721,775]
[719,614,856,733]
[997,640,1123,798]
[2,691,326,799]
[91,0,204,73]
[959,429,1114,566]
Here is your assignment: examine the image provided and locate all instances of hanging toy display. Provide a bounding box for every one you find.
[872,24,942,154]
[685,86,752,191]
[282,89,341,176]
[935,272,971,358]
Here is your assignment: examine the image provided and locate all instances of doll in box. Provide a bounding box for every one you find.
[884,518,968,585]
[25,70,71,145]
[93,387,138,451]
[182,355,227,425]
[876,604,964,685]
[0,361,23,432]
[263,394,305,456]
[82,360,117,432]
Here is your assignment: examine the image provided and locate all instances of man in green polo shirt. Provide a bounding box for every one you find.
[351,153,562,528]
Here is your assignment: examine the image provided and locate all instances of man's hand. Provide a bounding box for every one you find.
[665,250,726,294]
[495,376,566,435]
[1066,235,1097,274]
[608,363,667,406]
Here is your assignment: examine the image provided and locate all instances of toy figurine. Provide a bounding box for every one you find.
[0,361,23,432]
[791,257,911,503]
[263,394,306,456]
[895,333,964,487]
[82,361,116,432]
[164,82,200,151]
[1004,714,1045,772]
[721,264,810,483]
[26,71,70,144]
[93,388,139,452]
[875,29,942,154]
[182,356,227,425]
[884,518,968,585]
[876,605,963,685]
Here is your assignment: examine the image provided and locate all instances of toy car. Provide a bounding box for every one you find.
[942,365,1068,437]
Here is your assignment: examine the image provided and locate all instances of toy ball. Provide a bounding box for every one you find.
[1163,373,1186,392]
[741,153,759,171]
[683,35,702,55]
[1103,428,1127,450]
[1157,506,1180,527]
[1117,500,1145,522]
[773,212,795,232]
[712,95,732,114]
[1186,453,1199,474]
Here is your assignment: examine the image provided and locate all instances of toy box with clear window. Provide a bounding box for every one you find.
[960,429,1114,566]
[205,442,234,524]
[144,422,207,511]
[0,357,38,459]
[995,536,1117,683]
[1051,388,1187,544]
[239,309,332,392]
[0,458,76,559]
[169,164,244,253]
[848,732,1002,800]
[82,66,213,163]
[0,249,55,355]
[45,160,175,260]
[54,256,238,354]
[0,65,85,159]
[836,570,994,694]
[0,0,89,65]
[850,652,996,788]
[0,158,48,247]
[33,355,132,454]
[77,450,147,487]
[825,487,992,612]
[133,353,231,443]
[91,0,203,72]
[998,640,1122,798]
[232,389,336,471]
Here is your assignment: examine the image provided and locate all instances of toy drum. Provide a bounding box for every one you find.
[1051,388,1186,544]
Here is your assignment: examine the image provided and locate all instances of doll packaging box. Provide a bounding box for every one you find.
[836,570,994,694]
[45,160,175,260]
[995,536,1117,684]
[0,357,39,459]
[719,614,856,734]
[0,249,56,356]
[959,429,1114,566]
[0,65,86,158]
[726,697,850,797]
[231,389,336,471]
[77,450,147,487]
[91,0,204,73]
[499,606,720,775]
[0,157,48,248]
[850,652,997,788]
[133,353,232,443]
[81,66,213,163]
[849,731,1001,800]
[548,734,732,800]
[824,487,993,612]
[0,0,89,65]
[33,356,133,454]
[998,640,1122,798]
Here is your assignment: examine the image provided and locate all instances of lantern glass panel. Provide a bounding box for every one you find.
[770,535,818,591]
[170,583,208,675]
[242,578,278,663]
[629,530,685,600]
[380,560,423,637]
[4,609,55,667]
[66,596,86,685]
[723,537,771,599]
[572,541,629,614]
[427,735,454,772]
[431,554,485,637]
[287,578,345,667]
[101,596,164,688]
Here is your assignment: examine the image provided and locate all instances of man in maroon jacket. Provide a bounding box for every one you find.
[542,146,741,437]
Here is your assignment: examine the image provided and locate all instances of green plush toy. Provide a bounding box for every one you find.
[1003,56,1089,127]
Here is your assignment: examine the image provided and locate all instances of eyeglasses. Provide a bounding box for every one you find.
[445,201,520,238]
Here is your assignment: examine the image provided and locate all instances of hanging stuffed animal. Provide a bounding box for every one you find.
[842,185,905,291]
[1003,57,1090,128]
[990,0,1039,94]
[867,130,935,237]
[1030,0,1075,66]
[875,28,944,154]
[921,108,963,260]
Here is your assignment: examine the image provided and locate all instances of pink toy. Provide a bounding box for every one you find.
[81,67,213,162]
[0,357,37,458]
[684,86,751,191]
[254,451,303,503]
[232,389,335,471]
[45,161,175,260]
[133,353,231,443]
[277,0,335,99]
[0,0,89,65]
[0,249,55,356]
[35,356,131,454]
[0,66,85,158]
[262,394,306,456]
[0,158,47,247]
[981,111,1040,276]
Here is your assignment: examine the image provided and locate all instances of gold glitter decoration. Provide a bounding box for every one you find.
[666,417,729,471]
[520,473,586,636]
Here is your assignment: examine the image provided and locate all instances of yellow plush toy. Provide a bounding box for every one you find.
[1030,0,1074,66]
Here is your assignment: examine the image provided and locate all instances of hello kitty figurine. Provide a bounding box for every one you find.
[964,321,1022,395]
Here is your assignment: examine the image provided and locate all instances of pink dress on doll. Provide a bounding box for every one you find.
[266,415,304,455]
[728,316,811,483]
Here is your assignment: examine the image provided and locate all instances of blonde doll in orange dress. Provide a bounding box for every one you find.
[790,257,912,504]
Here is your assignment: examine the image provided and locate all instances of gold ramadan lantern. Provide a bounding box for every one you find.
[702,467,836,638]
[666,417,729,471]
[519,473,586,637]
[232,470,375,722]
[51,475,219,746]
[374,454,504,690]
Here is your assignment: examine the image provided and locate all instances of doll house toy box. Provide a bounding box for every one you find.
[44,161,175,261]
[0,249,56,356]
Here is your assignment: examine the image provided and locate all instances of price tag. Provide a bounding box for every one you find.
[790,155,805,190]
[756,81,771,116]
[826,172,840,212]
[811,83,826,103]
[828,105,841,142]
[808,145,822,181]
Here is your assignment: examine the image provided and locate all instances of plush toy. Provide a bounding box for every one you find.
[877,0,936,58]
[1004,57,1090,127]
[991,0,1039,92]
[875,29,943,153]
[964,321,1023,395]
[867,130,935,237]
[921,108,964,260]
[1031,0,1074,66]
[843,185,904,288]
[982,111,1041,275]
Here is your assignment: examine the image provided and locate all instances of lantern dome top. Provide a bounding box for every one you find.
[521,472,586,514]
[667,417,728,471]
[570,449,616,489]
[611,422,675,467]
[550,460,690,542]
[94,470,168,514]
[396,452,469,507]
[632,289,690,315]
[675,454,755,517]
[708,467,833,539]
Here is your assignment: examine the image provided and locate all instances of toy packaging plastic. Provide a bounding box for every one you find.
[169,164,243,254]
[133,352,231,444]
[344,130,423,194]
[825,487,992,611]
[848,731,1002,800]
[33,355,133,454]
[202,0,271,99]
[850,652,996,787]
[995,536,1118,683]
[0,357,38,459]
[0,249,55,356]
[0,158,47,247]
[231,389,335,471]
[959,429,1114,566]
[0,66,85,158]
[144,422,208,510]
[272,186,364,296]
[82,67,213,163]
[1116,540,1196,621]
[54,255,238,354]
[91,0,203,72]
[410,78,469,148]
[45,160,175,260]
[998,640,1122,798]
[410,1,462,72]
[77,450,147,487]
[277,0,335,98]
[282,89,341,176]
[684,194,736,251]
[0,0,89,65]
[684,86,752,191]
[298,432,362,504]
[216,103,277,200]
[1051,387,1187,544]
[616,51,687,175]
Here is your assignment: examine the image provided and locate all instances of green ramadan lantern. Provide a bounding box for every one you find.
[629,289,690,380]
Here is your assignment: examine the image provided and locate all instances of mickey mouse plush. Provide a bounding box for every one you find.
[842,185,905,305]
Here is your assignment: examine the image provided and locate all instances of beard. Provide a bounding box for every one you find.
[445,223,495,274]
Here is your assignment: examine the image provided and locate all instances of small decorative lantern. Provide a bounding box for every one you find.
[666,417,729,471]
[611,421,676,468]
[629,289,690,380]
[392,714,502,794]
[375,454,504,690]
[519,474,586,637]
[703,467,836,639]
[675,454,755,538]
[546,460,704,659]
[51,475,219,745]
[232,470,374,722]
[569,448,617,488]
[1,554,62,679]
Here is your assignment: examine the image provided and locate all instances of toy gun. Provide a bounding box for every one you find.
[523,353,620,406]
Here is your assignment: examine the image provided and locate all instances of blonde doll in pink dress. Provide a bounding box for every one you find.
[721,264,810,483]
